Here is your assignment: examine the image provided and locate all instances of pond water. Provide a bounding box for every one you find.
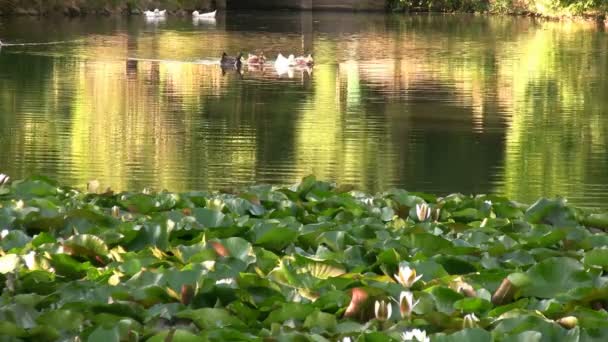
[0,12,607,207]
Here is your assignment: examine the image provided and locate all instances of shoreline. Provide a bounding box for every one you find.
[0,1,605,24]
[0,10,606,27]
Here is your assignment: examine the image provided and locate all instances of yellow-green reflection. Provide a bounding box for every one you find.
[0,14,606,207]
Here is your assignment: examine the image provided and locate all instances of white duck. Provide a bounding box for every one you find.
[274,53,296,69]
[144,9,166,17]
[192,10,216,19]
[295,54,314,66]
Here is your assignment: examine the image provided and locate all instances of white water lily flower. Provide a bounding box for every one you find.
[23,251,36,269]
[374,299,392,321]
[111,206,120,218]
[341,337,353,342]
[0,173,9,186]
[402,329,429,342]
[415,203,431,221]
[15,200,24,210]
[463,313,480,328]
[394,265,422,288]
[399,291,419,318]
[0,229,8,239]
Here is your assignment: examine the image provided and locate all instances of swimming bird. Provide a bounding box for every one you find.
[0,40,3,46]
[144,9,166,17]
[295,54,314,66]
[274,53,296,69]
[247,53,266,65]
[221,52,243,68]
[193,10,216,19]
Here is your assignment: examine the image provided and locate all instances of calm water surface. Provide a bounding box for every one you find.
[0,12,607,207]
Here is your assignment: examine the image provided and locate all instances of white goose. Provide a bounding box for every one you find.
[192,10,216,19]
[144,9,166,18]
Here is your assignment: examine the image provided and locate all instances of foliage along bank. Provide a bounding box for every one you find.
[388,0,607,20]
[2,175,608,340]
[1,0,606,20]
[0,0,218,16]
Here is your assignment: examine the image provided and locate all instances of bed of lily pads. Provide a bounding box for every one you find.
[1,175,608,341]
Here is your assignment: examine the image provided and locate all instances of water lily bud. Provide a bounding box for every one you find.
[15,200,24,210]
[457,282,477,297]
[415,203,431,222]
[399,291,419,318]
[492,278,517,305]
[111,206,120,218]
[432,208,441,222]
[142,188,151,195]
[402,329,429,342]
[557,316,578,329]
[344,287,368,318]
[394,265,422,288]
[341,337,352,342]
[463,313,479,328]
[181,284,195,305]
[0,173,10,186]
[374,300,392,321]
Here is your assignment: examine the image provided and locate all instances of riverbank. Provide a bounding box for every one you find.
[0,0,605,23]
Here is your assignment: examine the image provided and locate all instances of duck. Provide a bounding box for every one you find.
[193,10,216,19]
[0,40,3,46]
[144,9,166,17]
[221,52,243,68]
[247,53,266,65]
[274,53,296,69]
[295,54,314,66]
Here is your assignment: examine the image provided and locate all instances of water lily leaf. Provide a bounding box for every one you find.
[28,325,61,341]
[525,198,576,226]
[453,297,493,314]
[11,176,58,198]
[128,222,172,250]
[177,308,245,329]
[426,286,464,314]
[501,331,542,342]
[303,310,337,333]
[118,193,159,214]
[148,329,201,342]
[264,303,315,324]
[493,314,573,341]
[216,237,255,264]
[0,230,31,251]
[408,233,452,255]
[433,328,491,342]
[49,253,90,279]
[583,213,608,230]
[251,222,298,251]
[87,325,120,342]
[518,257,595,298]
[31,232,56,247]
[64,234,109,262]
[36,309,84,332]
[583,248,608,269]
[434,256,477,275]
[192,208,227,228]
[0,321,26,337]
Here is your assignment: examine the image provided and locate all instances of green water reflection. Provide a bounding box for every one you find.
[0,13,606,207]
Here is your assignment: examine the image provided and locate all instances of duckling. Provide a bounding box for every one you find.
[295,54,314,66]
[221,52,243,68]
[247,52,266,65]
